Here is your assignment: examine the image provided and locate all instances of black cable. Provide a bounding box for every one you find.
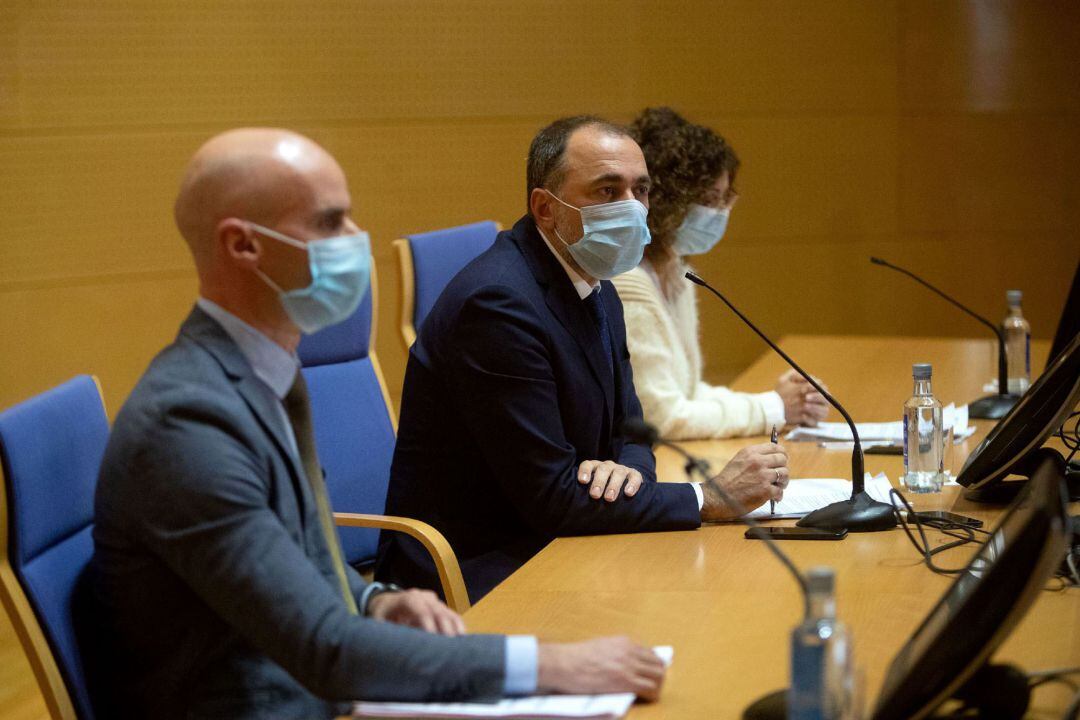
[1064,684,1080,720]
[1055,411,1080,466]
[889,489,980,576]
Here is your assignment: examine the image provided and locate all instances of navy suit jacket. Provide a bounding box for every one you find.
[94,307,505,720]
[376,216,700,602]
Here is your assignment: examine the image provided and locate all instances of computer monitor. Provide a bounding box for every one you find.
[1049,259,1080,364]
[871,452,1069,720]
[955,331,1080,503]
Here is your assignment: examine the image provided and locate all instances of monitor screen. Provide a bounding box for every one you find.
[1049,259,1080,364]
[871,453,1068,720]
[957,331,1080,491]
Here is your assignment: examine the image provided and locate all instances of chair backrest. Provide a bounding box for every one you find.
[394,220,499,350]
[0,375,109,720]
[298,264,396,568]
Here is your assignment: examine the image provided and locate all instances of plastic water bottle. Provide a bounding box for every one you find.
[902,363,945,493]
[789,567,855,720]
[1002,290,1031,395]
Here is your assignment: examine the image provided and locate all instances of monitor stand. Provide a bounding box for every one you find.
[963,448,1080,503]
[741,664,1031,720]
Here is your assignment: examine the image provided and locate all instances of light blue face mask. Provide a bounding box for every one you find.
[549,192,651,280]
[249,222,371,334]
[672,204,730,256]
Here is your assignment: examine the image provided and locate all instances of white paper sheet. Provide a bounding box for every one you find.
[740,473,894,520]
[784,404,973,443]
[352,647,673,719]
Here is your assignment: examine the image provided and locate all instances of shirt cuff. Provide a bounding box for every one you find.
[756,390,787,429]
[691,482,704,510]
[503,635,539,695]
[359,582,399,615]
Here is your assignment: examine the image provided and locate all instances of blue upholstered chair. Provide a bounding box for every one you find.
[298,265,470,611]
[0,375,109,720]
[393,220,499,351]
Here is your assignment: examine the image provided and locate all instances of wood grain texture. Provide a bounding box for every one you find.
[463,337,1079,718]
[2,0,1079,715]
[2,1,1078,414]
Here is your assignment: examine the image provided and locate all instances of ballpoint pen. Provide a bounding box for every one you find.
[770,425,779,515]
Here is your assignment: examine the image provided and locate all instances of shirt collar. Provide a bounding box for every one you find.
[196,298,299,399]
[537,226,600,301]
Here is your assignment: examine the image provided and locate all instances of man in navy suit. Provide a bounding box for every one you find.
[377,116,790,602]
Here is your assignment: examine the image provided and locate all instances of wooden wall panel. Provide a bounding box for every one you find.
[2,2,1079,715]
[4,1,642,130]
[1,1,1078,413]
[898,116,1078,236]
[0,274,196,415]
[900,0,1080,114]
[0,133,196,283]
[637,0,899,115]
[701,116,900,242]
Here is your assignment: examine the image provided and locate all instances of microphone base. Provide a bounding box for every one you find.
[968,392,1019,419]
[743,689,786,720]
[796,490,896,532]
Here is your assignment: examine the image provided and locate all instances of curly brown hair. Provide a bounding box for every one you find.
[630,107,739,296]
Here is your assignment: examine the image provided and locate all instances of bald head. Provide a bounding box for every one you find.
[174,128,340,265]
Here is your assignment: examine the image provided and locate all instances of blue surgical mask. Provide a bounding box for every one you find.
[249,222,371,334]
[672,204,729,256]
[548,193,651,280]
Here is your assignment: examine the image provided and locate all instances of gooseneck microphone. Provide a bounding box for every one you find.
[621,416,810,618]
[685,270,895,532]
[869,257,1018,420]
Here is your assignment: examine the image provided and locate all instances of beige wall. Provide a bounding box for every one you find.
[1,1,1078,417]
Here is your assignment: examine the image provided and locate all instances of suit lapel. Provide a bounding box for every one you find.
[510,218,616,420]
[179,307,311,515]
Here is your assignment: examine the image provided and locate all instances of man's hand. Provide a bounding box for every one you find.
[775,369,829,427]
[367,588,465,637]
[700,442,789,522]
[577,460,643,502]
[537,637,666,701]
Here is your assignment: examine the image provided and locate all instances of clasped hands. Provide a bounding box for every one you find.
[577,442,789,522]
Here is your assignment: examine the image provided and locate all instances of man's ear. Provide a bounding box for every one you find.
[530,187,555,228]
[218,218,260,269]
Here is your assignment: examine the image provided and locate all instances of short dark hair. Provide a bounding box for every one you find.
[526,115,633,212]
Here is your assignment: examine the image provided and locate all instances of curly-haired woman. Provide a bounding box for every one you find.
[612,107,828,439]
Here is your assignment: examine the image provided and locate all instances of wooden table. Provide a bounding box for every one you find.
[463,336,1079,718]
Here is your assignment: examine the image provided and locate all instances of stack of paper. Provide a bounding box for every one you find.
[784,404,973,444]
[353,694,636,719]
[352,648,674,720]
[741,473,894,520]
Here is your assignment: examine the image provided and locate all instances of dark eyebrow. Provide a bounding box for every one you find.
[588,173,652,188]
[313,207,347,226]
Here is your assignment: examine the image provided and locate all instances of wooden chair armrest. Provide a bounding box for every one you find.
[392,238,418,354]
[333,512,470,613]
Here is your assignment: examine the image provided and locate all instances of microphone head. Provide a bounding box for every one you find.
[869,256,887,266]
[619,417,660,445]
[684,270,706,286]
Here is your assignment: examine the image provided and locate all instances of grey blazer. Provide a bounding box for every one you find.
[93,307,505,720]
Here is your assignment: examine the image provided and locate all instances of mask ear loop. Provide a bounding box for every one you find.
[544,190,581,248]
[245,222,308,294]
[247,221,307,249]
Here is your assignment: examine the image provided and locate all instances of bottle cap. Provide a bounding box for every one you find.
[806,566,835,594]
[912,363,932,379]
[1007,289,1022,306]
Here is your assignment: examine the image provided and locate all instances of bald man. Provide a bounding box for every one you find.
[92,128,666,720]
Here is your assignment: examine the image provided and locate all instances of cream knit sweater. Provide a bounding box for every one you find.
[613,264,784,439]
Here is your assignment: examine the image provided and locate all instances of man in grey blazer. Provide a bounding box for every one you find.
[92,128,666,720]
